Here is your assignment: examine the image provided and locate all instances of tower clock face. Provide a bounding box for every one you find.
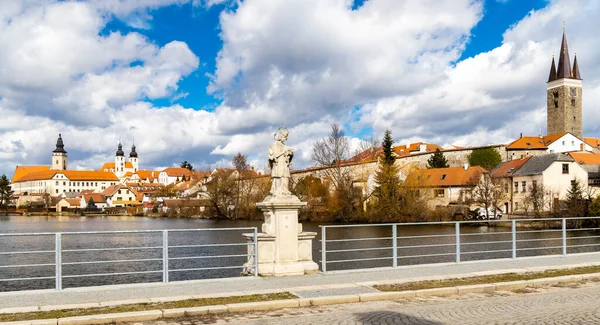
[570,87,577,97]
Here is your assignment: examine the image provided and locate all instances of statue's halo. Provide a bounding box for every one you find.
[274,126,289,140]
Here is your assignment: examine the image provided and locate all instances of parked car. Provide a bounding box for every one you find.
[477,207,503,220]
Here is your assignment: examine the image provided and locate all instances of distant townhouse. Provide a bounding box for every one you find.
[158,167,193,185]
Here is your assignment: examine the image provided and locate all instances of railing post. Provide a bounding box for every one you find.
[55,233,62,291]
[562,218,567,256]
[392,224,397,268]
[162,230,169,283]
[512,220,517,259]
[253,228,258,277]
[321,227,327,273]
[455,222,461,263]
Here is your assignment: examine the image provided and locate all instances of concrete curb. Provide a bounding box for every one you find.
[2,272,598,325]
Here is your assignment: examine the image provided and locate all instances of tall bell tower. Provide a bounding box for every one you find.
[547,28,582,137]
[51,134,67,170]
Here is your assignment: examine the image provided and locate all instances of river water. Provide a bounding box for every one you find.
[1,215,599,292]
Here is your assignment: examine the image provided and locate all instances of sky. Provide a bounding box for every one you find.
[1,0,600,177]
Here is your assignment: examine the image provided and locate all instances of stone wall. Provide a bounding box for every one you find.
[547,85,582,137]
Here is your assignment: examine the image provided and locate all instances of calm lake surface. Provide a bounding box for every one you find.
[1,215,599,292]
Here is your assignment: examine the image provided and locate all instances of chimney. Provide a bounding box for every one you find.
[464,163,469,171]
[419,143,427,152]
[520,133,522,138]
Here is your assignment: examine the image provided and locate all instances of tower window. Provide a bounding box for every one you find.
[554,101,558,108]
[571,98,576,107]
[553,91,559,99]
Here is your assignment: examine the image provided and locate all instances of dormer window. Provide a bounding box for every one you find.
[440,174,446,180]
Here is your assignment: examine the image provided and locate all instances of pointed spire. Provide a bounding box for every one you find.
[116,141,124,156]
[53,133,67,154]
[572,54,581,79]
[548,55,557,82]
[556,29,572,79]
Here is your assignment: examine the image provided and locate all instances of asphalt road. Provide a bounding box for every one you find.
[132,281,600,325]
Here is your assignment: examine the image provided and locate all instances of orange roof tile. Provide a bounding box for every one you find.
[82,193,106,204]
[506,133,570,150]
[405,166,486,187]
[567,152,600,165]
[163,167,193,177]
[16,170,119,182]
[491,157,531,178]
[583,137,600,149]
[348,142,443,163]
[100,162,133,170]
[12,165,50,182]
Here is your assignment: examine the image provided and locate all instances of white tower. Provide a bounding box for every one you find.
[51,134,68,170]
[129,143,139,172]
[115,142,125,178]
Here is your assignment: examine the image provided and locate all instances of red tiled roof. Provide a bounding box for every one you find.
[16,170,119,182]
[12,166,50,182]
[568,152,600,165]
[491,157,531,178]
[506,133,570,150]
[405,166,486,187]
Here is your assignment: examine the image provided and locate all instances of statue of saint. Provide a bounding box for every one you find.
[268,127,293,197]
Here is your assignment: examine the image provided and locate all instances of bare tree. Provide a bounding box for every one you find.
[471,172,505,220]
[353,135,380,161]
[205,170,237,219]
[526,181,546,217]
[311,124,357,219]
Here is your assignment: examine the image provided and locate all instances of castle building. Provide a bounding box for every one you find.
[11,135,119,195]
[547,29,582,137]
[100,142,139,178]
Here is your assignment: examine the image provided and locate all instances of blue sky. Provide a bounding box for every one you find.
[1,0,599,176]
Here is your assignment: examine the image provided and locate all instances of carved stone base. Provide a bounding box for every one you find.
[242,196,319,276]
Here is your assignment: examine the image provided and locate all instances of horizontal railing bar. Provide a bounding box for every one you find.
[0,263,55,269]
[325,247,392,254]
[567,235,600,240]
[0,250,55,255]
[320,223,397,229]
[168,227,257,232]
[0,233,56,237]
[460,240,513,246]
[324,237,393,243]
[516,237,562,243]
[169,254,250,260]
[62,270,162,278]
[396,234,456,239]
[63,246,163,253]
[566,228,600,232]
[397,243,456,249]
[325,256,392,264]
[398,252,457,259]
[516,229,563,234]
[169,243,248,248]
[0,276,56,282]
[62,258,163,265]
[516,246,563,251]
[170,265,244,272]
[460,232,513,236]
[460,249,513,255]
[567,243,600,248]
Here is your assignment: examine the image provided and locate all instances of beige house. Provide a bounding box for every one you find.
[102,184,138,207]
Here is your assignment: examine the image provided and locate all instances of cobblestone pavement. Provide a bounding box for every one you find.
[133,281,600,325]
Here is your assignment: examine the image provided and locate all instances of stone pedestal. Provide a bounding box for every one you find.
[243,195,319,276]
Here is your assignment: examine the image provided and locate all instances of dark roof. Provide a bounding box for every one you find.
[547,56,557,82]
[53,134,67,154]
[556,30,572,79]
[130,144,138,158]
[512,153,574,176]
[572,55,581,80]
[116,142,124,156]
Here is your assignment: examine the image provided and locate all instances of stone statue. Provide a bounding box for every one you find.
[268,127,293,197]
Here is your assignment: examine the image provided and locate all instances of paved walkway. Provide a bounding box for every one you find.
[137,281,600,324]
[1,253,600,310]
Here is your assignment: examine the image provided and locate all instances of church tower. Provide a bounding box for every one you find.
[547,29,582,137]
[51,134,68,170]
[129,143,139,172]
[115,142,125,178]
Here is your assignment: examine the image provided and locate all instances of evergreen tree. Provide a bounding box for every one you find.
[0,174,13,213]
[180,161,194,171]
[566,178,585,218]
[86,197,96,210]
[371,130,402,220]
[427,149,449,168]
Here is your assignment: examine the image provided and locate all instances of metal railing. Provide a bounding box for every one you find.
[0,227,258,291]
[320,217,600,273]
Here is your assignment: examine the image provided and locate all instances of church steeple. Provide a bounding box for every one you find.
[572,54,581,80]
[129,144,138,158]
[556,29,572,79]
[115,142,124,156]
[547,55,557,82]
[53,133,67,154]
[51,133,68,170]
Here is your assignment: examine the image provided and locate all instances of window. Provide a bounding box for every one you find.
[532,180,537,189]
[562,164,569,174]
[118,190,122,194]
[117,197,122,201]
[571,141,575,146]
[504,183,509,193]
[522,181,526,193]
[63,182,66,186]
[515,202,519,210]
[55,181,59,185]
[562,141,565,145]
[55,189,59,194]
[571,98,576,107]
[514,182,519,193]
[440,174,446,180]
[435,189,444,197]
